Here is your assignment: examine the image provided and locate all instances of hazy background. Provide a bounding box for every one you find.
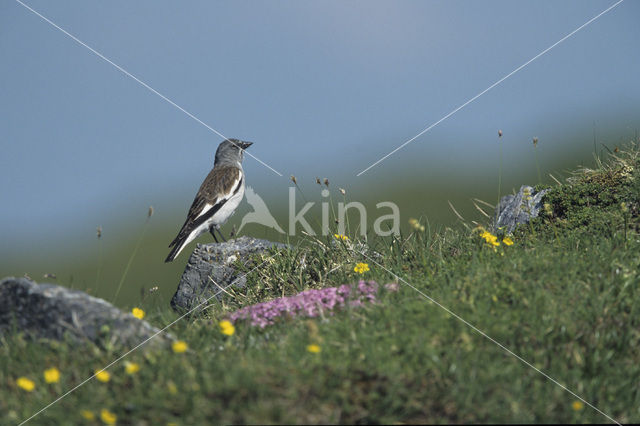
[1,0,638,308]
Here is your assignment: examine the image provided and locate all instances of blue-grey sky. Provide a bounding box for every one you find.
[1,0,639,251]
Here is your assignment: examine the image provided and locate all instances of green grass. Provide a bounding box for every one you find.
[3,145,640,424]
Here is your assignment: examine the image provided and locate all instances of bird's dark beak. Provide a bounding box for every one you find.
[240,141,253,150]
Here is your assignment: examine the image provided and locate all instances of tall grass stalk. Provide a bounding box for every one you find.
[94,228,103,296]
[291,177,324,235]
[496,132,503,226]
[113,209,152,304]
[322,180,339,236]
[593,121,597,156]
[534,144,542,184]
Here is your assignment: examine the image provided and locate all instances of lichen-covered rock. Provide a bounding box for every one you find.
[170,236,288,312]
[494,185,549,233]
[0,277,169,348]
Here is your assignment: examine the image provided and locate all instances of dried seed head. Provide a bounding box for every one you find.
[339,187,346,195]
[96,226,102,239]
[323,178,329,187]
[315,177,321,185]
[498,129,503,137]
[334,218,339,224]
[148,206,154,218]
[533,137,539,147]
[290,175,297,184]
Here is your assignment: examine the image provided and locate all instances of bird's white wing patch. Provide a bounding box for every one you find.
[222,171,243,201]
[196,203,214,219]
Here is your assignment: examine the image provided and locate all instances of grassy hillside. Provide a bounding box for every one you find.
[2,144,640,424]
[0,138,609,312]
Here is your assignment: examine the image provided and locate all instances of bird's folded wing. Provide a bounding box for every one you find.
[169,166,243,247]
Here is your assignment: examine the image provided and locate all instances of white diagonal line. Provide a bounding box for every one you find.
[18,252,280,425]
[357,250,621,425]
[356,0,625,176]
[14,0,283,177]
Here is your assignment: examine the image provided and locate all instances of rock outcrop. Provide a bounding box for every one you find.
[493,185,549,233]
[0,277,169,348]
[170,236,288,312]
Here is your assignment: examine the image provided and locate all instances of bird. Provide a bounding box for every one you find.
[165,139,253,262]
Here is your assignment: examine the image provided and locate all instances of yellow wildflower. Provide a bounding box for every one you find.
[502,236,514,246]
[476,227,500,247]
[219,320,235,336]
[408,218,425,232]
[571,400,584,411]
[16,377,35,392]
[354,262,370,274]
[167,381,178,395]
[43,367,61,384]
[172,340,188,353]
[94,369,110,383]
[124,361,140,375]
[131,307,145,320]
[333,233,349,241]
[480,231,500,247]
[100,408,117,425]
[307,344,321,353]
[80,410,95,421]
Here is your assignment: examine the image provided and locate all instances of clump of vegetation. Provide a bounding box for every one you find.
[535,147,639,235]
[228,280,398,328]
[2,144,640,424]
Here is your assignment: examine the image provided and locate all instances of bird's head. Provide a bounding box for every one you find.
[214,138,253,166]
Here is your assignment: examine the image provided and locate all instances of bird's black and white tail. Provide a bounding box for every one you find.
[165,237,187,263]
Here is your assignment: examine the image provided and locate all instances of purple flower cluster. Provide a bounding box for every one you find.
[228,280,399,328]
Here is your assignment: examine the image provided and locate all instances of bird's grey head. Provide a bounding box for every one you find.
[214,139,253,166]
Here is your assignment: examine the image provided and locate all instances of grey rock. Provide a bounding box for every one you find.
[493,185,550,233]
[171,236,289,312]
[0,277,170,348]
